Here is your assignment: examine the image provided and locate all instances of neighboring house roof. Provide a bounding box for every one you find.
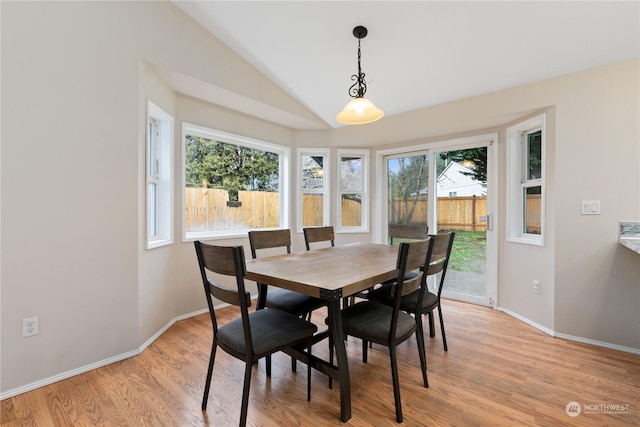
[415,162,486,196]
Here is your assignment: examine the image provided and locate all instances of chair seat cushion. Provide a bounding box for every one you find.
[218,309,317,357]
[266,288,326,316]
[340,301,416,344]
[368,286,438,313]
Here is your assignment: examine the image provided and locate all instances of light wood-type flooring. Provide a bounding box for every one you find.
[2,300,639,426]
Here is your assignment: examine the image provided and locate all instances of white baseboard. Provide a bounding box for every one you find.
[553,332,640,355]
[497,306,640,356]
[497,306,555,336]
[0,349,140,400]
[138,307,210,353]
[0,304,226,400]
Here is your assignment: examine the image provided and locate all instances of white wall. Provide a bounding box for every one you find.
[1,1,307,395]
[2,1,638,398]
[552,62,640,347]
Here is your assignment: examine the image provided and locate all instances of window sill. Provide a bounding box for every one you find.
[147,239,173,250]
[506,236,544,247]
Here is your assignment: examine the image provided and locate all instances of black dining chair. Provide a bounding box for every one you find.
[248,229,327,372]
[368,232,455,352]
[249,229,327,319]
[347,223,430,307]
[303,225,335,250]
[338,238,432,423]
[194,241,317,427]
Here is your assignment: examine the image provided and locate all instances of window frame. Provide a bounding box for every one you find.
[506,114,545,246]
[146,100,173,250]
[182,123,290,241]
[337,149,369,233]
[297,148,330,233]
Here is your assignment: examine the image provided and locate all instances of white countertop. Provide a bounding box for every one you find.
[619,222,640,254]
[619,237,640,254]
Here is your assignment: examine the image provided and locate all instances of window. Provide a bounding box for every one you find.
[298,149,329,231]
[337,149,369,232]
[507,114,545,245]
[182,123,289,240]
[146,101,173,249]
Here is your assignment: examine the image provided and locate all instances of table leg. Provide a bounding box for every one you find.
[326,299,351,422]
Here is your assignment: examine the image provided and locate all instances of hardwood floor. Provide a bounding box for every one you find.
[2,300,639,426]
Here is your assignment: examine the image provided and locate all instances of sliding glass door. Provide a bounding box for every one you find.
[382,136,497,307]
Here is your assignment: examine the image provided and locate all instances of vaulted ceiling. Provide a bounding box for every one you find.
[171,1,639,130]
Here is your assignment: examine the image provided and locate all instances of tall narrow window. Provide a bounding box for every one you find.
[182,124,289,240]
[338,149,368,232]
[507,114,545,245]
[298,149,329,231]
[146,101,173,249]
[523,130,542,235]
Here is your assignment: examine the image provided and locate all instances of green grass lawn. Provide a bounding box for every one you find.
[390,230,486,273]
[445,230,486,272]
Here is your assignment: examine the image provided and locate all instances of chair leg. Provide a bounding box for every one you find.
[389,346,403,423]
[428,311,436,337]
[239,360,253,427]
[266,355,272,377]
[438,305,448,351]
[415,316,429,388]
[307,341,312,401]
[294,310,314,373]
[362,339,368,363]
[201,342,217,410]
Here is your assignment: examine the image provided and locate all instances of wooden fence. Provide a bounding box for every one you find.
[302,195,362,227]
[185,188,279,231]
[186,189,541,233]
[390,196,488,232]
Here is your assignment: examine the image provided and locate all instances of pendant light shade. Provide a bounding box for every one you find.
[336,26,384,125]
[336,97,384,125]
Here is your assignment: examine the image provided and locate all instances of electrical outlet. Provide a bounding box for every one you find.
[532,280,540,294]
[23,316,39,337]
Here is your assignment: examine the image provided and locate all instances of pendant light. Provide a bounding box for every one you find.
[336,26,384,125]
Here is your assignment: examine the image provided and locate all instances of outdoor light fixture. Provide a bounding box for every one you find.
[336,26,384,125]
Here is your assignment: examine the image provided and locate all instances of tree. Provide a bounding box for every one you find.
[388,155,429,224]
[185,135,279,200]
[438,148,487,187]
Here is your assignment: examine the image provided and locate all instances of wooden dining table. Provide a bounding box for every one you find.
[245,242,400,422]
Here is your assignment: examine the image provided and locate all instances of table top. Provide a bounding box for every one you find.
[245,243,400,300]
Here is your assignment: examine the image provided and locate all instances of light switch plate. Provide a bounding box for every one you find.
[581,200,600,215]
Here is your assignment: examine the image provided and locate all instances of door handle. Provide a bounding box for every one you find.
[487,214,494,231]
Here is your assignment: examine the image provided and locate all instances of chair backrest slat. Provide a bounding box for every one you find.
[194,241,251,310]
[248,229,291,258]
[425,232,454,275]
[303,226,335,250]
[207,280,248,306]
[389,223,429,245]
[400,272,424,297]
[403,239,431,271]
